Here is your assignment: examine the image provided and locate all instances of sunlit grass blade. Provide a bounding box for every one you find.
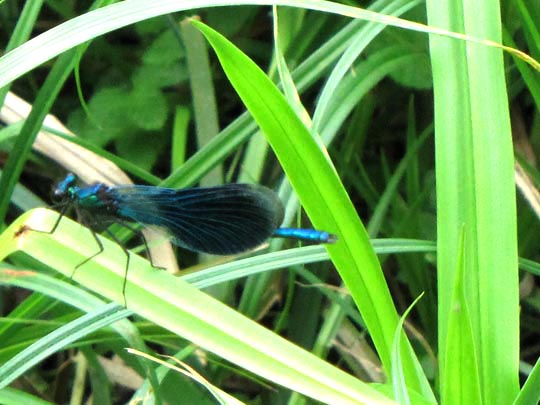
[0,209,394,404]
[427,0,520,402]
[515,357,540,405]
[0,303,127,389]
[441,228,481,403]
[127,348,244,405]
[0,0,44,104]
[0,0,536,93]
[391,293,425,404]
[0,387,54,405]
[192,20,433,398]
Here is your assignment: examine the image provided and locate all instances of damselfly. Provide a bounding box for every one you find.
[30,173,337,303]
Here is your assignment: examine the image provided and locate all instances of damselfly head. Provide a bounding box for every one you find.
[52,173,78,202]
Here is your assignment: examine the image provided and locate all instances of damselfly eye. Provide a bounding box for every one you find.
[53,188,64,198]
[51,187,66,203]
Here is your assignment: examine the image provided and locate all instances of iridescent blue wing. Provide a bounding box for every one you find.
[108,183,285,255]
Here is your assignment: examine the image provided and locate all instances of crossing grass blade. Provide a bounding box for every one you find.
[0,209,394,404]
[192,20,434,398]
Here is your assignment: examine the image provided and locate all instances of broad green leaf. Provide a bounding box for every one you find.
[0,209,394,405]
[192,20,432,397]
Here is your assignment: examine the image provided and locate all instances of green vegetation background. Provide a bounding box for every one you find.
[0,1,539,404]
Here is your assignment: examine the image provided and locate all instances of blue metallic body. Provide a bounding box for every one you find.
[53,174,337,255]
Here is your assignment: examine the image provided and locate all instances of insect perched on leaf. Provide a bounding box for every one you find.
[26,173,337,304]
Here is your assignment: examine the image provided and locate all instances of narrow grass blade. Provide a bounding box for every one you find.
[427,0,520,401]
[441,228,481,403]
